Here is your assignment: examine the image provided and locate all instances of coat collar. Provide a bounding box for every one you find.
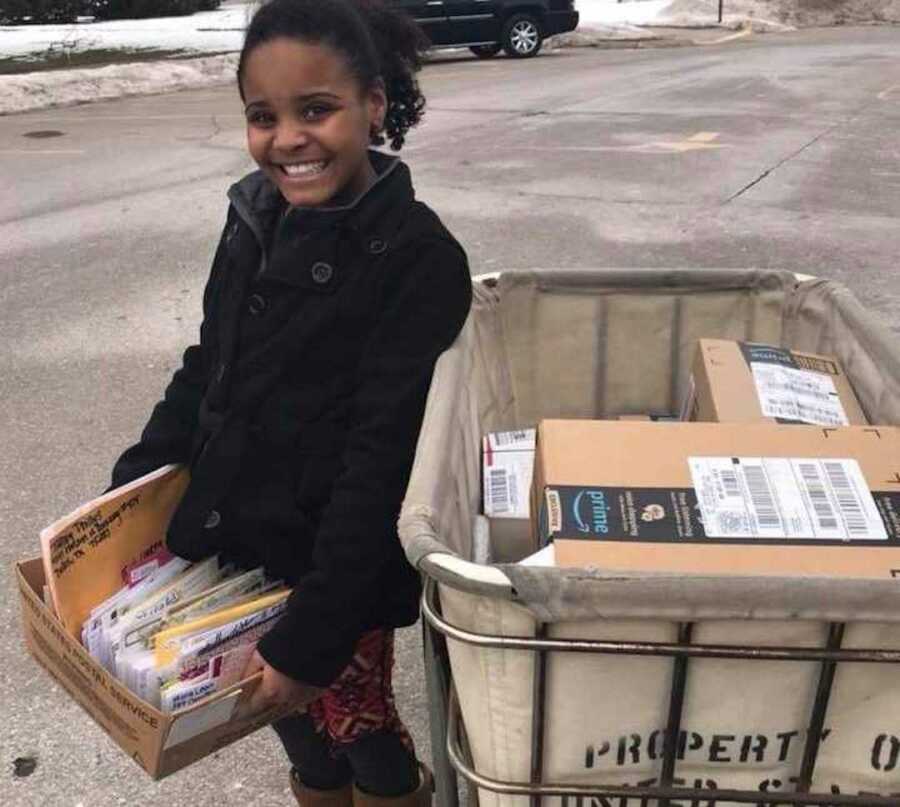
[227,151,414,288]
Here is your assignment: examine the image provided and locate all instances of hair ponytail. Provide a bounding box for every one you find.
[238,0,430,151]
[353,0,428,150]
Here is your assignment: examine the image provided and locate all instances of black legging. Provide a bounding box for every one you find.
[273,712,419,796]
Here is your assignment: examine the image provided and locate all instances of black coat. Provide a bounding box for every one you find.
[111,152,472,685]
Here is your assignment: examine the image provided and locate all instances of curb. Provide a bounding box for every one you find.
[549,19,761,52]
[549,34,747,52]
[550,37,693,50]
[549,31,687,51]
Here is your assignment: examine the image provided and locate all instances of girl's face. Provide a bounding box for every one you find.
[241,38,386,208]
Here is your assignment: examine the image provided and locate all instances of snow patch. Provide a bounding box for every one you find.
[0,53,239,114]
[659,0,900,27]
[577,0,676,27]
[0,3,253,60]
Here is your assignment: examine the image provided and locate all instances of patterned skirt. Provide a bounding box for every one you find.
[307,627,415,754]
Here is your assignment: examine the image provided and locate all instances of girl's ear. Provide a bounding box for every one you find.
[367,78,388,136]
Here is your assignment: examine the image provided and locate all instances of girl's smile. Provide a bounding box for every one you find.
[276,160,329,178]
[273,158,332,191]
[241,39,386,208]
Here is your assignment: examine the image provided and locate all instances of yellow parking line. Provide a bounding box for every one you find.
[516,131,724,154]
[697,25,753,46]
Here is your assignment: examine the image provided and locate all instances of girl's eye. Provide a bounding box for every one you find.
[302,104,333,122]
[247,110,275,126]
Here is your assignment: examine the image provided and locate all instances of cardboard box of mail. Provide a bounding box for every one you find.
[16,466,290,779]
[683,339,867,426]
[531,419,900,572]
[15,558,293,778]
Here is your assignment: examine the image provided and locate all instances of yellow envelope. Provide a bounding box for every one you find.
[152,589,290,667]
[39,465,190,637]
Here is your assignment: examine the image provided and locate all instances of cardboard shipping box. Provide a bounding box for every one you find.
[16,466,291,779]
[482,429,536,519]
[684,339,868,426]
[16,558,290,778]
[532,420,900,573]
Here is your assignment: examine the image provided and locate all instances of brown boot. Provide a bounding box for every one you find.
[290,769,354,807]
[351,763,433,807]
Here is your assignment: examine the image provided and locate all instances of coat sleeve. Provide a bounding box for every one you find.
[256,236,472,685]
[108,221,227,490]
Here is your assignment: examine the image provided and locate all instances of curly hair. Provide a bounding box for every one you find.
[237,0,429,151]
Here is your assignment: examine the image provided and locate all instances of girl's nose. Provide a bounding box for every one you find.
[273,122,309,151]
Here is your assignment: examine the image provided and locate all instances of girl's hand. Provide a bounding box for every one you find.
[243,649,324,714]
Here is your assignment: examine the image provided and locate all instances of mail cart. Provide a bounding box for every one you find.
[399,269,900,807]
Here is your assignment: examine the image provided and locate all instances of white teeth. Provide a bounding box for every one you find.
[281,161,327,177]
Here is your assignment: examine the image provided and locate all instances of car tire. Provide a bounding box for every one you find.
[470,44,502,59]
[501,13,543,59]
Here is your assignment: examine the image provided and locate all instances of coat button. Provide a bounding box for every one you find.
[368,237,387,255]
[248,293,266,316]
[204,510,221,529]
[311,262,334,284]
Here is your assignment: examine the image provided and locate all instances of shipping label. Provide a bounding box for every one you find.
[484,428,536,452]
[739,342,850,426]
[689,457,887,541]
[483,430,535,519]
[751,363,849,426]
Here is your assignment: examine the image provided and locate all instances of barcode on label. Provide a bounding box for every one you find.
[488,468,510,514]
[823,461,870,536]
[798,462,838,530]
[743,464,783,531]
[493,429,530,448]
[691,456,885,542]
[720,469,740,498]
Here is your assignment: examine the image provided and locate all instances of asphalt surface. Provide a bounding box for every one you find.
[2,25,900,807]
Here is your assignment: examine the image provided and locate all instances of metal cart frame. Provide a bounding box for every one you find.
[420,556,900,807]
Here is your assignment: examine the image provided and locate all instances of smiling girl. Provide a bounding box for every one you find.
[108,0,471,804]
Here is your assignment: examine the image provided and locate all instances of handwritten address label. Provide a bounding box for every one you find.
[49,494,142,578]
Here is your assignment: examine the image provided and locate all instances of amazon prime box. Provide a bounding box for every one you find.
[532,419,900,572]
